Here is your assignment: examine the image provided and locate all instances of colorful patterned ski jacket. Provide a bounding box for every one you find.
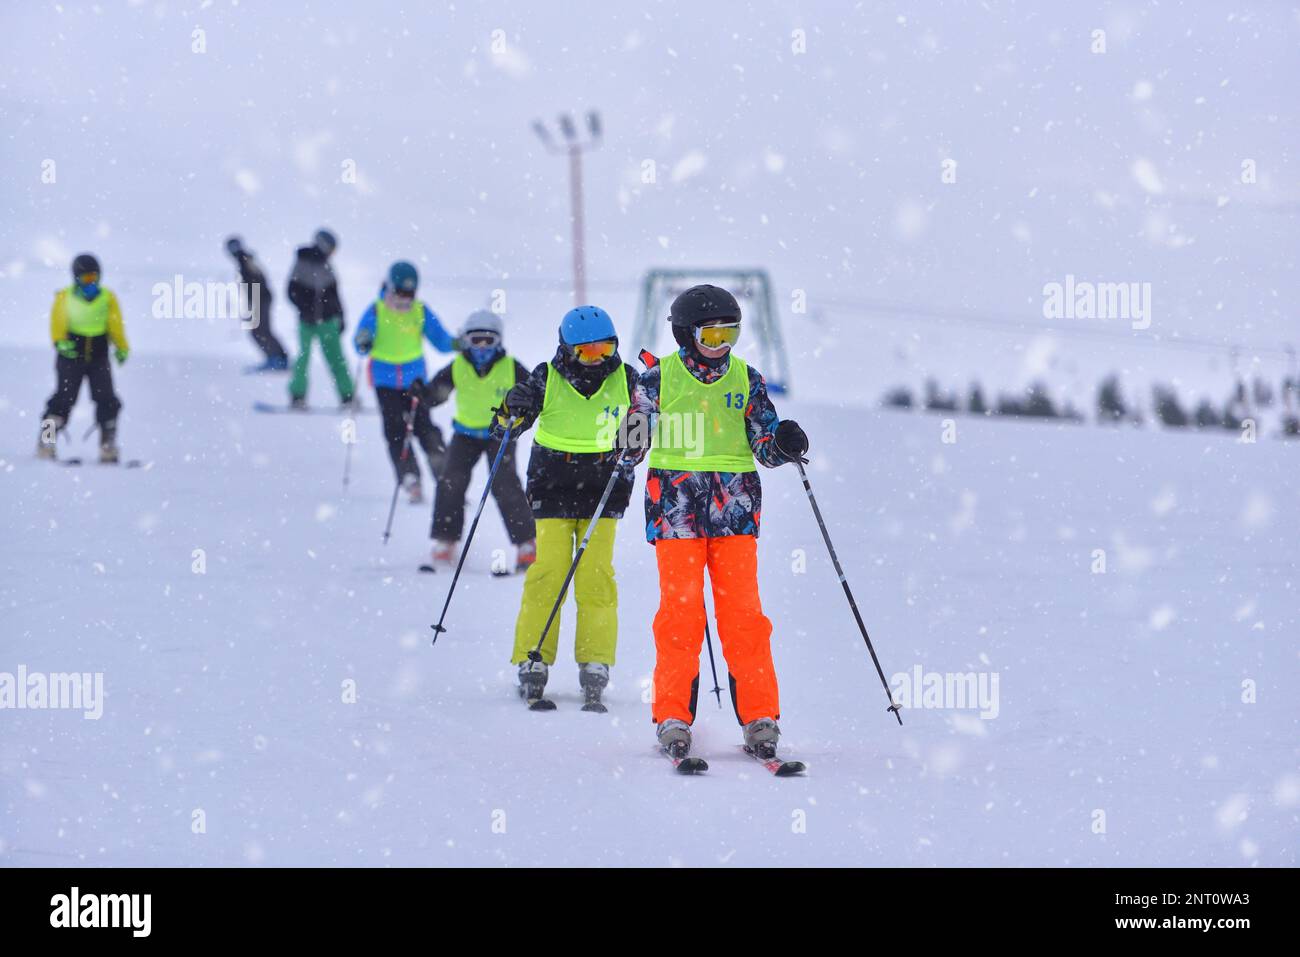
[630,347,795,542]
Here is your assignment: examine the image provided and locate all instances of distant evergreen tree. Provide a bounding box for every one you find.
[924,378,958,412]
[1022,382,1058,418]
[1153,385,1190,427]
[994,394,1023,417]
[882,386,914,409]
[968,382,987,415]
[1252,376,1273,408]
[1097,374,1127,424]
[994,383,1058,419]
[1223,380,1248,430]
[1194,399,1221,429]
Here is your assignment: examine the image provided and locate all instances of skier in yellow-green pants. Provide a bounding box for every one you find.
[511,517,618,667]
[490,305,641,710]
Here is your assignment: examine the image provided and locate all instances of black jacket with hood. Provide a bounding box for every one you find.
[287,245,343,326]
[511,347,639,521]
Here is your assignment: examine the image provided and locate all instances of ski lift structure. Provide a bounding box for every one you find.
[631,268,792,394]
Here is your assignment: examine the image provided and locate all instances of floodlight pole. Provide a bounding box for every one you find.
[533,111,602,306]
[568,145,586,305]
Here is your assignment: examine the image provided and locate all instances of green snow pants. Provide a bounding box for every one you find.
[289,318,354,403]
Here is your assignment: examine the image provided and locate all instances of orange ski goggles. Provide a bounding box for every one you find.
[572,338,616,365]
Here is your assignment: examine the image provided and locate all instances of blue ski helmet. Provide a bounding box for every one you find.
[558,305,616,346]
[388,260,418,295]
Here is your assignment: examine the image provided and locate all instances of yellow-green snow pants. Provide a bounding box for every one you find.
[511,517,618,666]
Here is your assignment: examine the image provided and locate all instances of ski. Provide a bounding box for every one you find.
[743,746,807,777]
[62,458,147,469]
[662,747,708,775]
[418,564,517,576]
[242,363,289,375]
[252,400,372,416]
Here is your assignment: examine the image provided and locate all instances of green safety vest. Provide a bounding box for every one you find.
[65,286,110,337]
[452,354,516,430]
[534,363,630,454]
[370,298,426,364]
[648,351,755,473]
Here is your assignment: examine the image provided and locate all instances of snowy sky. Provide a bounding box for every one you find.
[1,1,1297,386]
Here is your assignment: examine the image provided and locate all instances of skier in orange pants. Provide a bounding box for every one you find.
[651,536,779,726]
[626,284,808,761]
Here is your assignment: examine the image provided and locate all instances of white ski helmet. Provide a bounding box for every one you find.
[460,310,503,338]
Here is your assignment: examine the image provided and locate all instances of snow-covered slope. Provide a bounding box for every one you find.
[1,344,1295,866]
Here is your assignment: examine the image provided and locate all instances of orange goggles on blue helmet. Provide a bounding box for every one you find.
[572,339,616,365]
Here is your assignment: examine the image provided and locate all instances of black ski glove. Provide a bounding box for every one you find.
[409,378,429,405]
[410,377,436,403]
[773,419,809,464]
[489,400,529,441]
[490,382,539,439]
[612,411,651,466]
[503,381,540,419]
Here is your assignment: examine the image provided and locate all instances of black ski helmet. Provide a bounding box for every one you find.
[314,228,337,255]
[71,253,101,279]
[225,235,245,257]
[668,284,740,349]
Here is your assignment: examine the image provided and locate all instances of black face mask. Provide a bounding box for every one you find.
[554,345,620,394]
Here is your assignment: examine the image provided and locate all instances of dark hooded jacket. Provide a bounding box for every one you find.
[512,347,640,520]
[287,245,343,325]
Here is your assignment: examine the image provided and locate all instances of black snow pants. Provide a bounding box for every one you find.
[431,432,535,545]
[248,286,288,361]
[376,386,444,484]
[43,334,121,426]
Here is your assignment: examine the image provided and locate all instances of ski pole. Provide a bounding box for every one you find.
[794,459,903,725]
[342,356,365,489]
[527,456,627,663]
[702,617,724,708]
[430,420,519,643]
[381,392,421,545]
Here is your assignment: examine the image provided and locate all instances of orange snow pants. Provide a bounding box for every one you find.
[651,535,779,726]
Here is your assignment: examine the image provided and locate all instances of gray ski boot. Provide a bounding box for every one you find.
[36,415,64,460]
[657,718,692,759]
[517,660,554,710]
[578,662,609,713]
[743,717,781,760]
[98,419,119,464]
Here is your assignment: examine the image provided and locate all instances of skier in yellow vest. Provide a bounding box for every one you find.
[629,284,808,763]
[37,253,130,463]
[490,305,640,711]
[352,261,457,503]
[422,310,535,570]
